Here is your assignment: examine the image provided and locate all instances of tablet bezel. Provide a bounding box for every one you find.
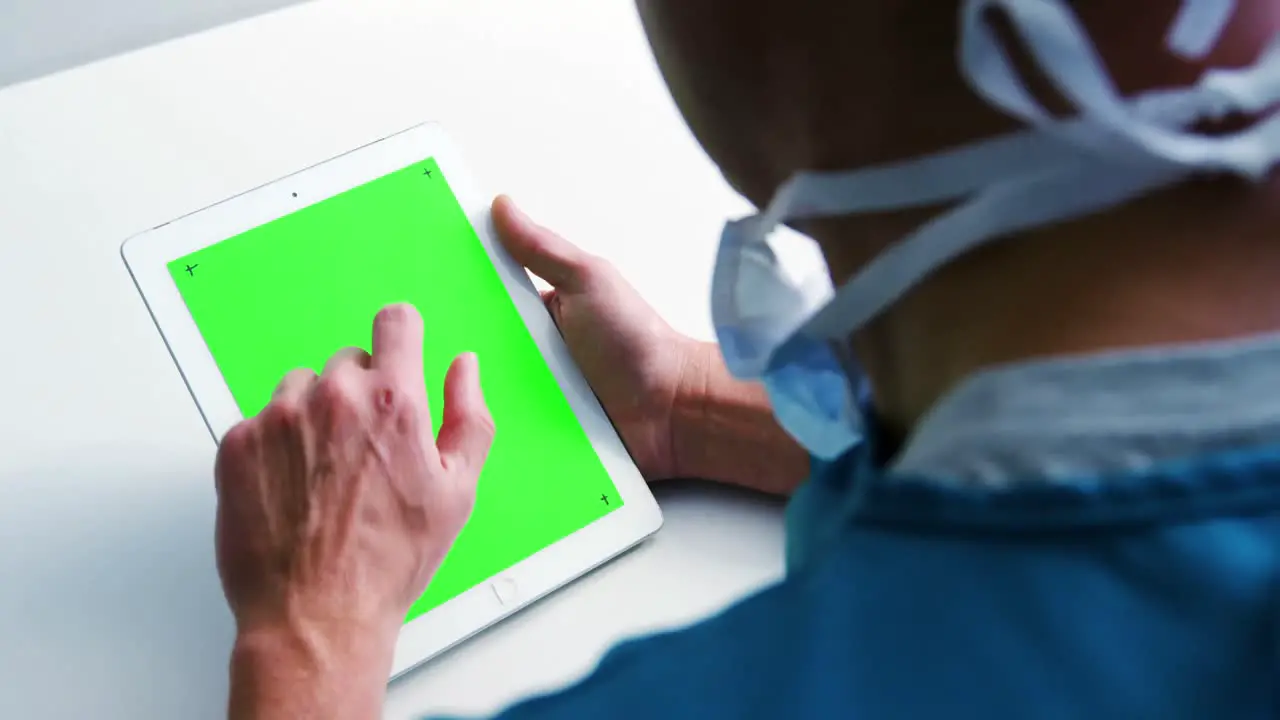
[121,122,664,679]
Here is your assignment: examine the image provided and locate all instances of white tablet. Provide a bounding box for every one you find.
[121,122,663,678]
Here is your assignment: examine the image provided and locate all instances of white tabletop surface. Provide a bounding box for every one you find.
[0,1,786,717]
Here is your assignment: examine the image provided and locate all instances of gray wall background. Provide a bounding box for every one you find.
[0,0,307,88]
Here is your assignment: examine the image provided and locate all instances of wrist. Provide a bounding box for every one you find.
[668,340,810,493]
[228,620,397,720]
[669,340,720,479]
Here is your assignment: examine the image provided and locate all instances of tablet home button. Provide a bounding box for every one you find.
[491,577,519,606]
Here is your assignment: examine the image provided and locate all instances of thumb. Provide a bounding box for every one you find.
[437,352,496,479]
[492,195,592,292]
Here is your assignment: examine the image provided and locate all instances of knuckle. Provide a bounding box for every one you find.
[374,383,400,412]
[260,399,302,428]
[313,373,356,407]
[325,348,366,372]
[215,422,258,489]
[289,366,317,382]
[383,387,426,434]
[220,421,254,455]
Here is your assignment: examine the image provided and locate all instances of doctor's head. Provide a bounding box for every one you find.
[636,0,1280,435]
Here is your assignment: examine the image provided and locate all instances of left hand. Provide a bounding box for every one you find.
[491,196,697,480]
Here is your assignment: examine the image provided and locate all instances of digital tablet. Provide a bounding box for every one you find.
[121,122,664,678]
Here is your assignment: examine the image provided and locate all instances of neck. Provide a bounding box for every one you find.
[819,178,1280,439]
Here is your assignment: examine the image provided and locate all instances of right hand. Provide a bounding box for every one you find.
[491,196,699,480]
[215,304,495,648]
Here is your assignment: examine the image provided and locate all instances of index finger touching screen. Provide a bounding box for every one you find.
[373,302,427,392]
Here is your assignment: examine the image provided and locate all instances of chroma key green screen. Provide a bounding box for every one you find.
[168,157,622,622]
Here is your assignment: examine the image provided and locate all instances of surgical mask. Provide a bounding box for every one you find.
[711,0,1280,461]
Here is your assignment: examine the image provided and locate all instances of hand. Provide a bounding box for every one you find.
[491,196,699,480]
[214,304,495,656]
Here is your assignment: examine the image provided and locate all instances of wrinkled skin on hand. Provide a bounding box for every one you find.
[214,304,495,640]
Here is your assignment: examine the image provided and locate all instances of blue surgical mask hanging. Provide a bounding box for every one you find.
[711,0,1280,460]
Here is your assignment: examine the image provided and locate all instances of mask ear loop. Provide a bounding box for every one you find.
[800,150,1185,344]
[1167,0,1238,57]
[788,0,1280,343]
[719,0,1265,373]
[771,61,1273,231]
[962,0,1280,178]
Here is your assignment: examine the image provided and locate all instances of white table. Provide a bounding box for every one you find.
[0,1,786,717]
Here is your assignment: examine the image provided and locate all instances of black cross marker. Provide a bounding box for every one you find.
[601,494,610,506]
[423,168,433,178]
[184,264,199,277]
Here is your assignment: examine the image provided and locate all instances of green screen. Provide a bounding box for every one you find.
[169,157,622,623]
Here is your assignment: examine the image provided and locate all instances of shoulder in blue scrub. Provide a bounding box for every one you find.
[434,444,1280,720]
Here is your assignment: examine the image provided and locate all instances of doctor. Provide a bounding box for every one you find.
[212,0,1280,718]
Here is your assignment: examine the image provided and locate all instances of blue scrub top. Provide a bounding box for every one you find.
[441,335,1280,719]
[451,444,1280,720]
